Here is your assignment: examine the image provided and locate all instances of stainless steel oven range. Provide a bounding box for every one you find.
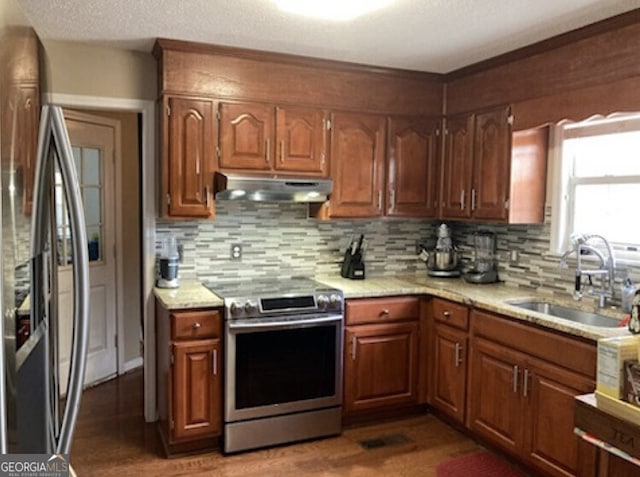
[204,277,344,453]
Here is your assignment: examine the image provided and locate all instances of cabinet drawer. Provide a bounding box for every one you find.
[171,310,221,340]
[346,297,419,326]
[432,298,469,330]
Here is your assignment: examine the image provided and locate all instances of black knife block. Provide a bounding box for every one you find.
[341,251,365,280]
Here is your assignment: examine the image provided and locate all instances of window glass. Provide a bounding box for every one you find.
[552,113,640,261]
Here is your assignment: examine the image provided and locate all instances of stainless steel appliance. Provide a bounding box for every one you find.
[214,172,333,202]
[463,231,499,284]
[0,104,90,454]
[420,224,460,278]
[157,235,179,288]
[204,277,343,454]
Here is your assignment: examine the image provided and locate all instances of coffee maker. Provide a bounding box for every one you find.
[157,235,180,288]
[463,231,498,284]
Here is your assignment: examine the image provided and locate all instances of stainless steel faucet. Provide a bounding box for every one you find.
[561,233,616,307]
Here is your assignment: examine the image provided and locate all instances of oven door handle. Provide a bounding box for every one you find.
[227,314,343,331]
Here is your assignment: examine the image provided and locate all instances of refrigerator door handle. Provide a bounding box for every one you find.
[49,106,90,455]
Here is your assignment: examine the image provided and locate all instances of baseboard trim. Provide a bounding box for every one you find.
[123,357,143,373]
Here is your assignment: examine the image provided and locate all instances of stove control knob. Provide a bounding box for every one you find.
[244,300,257,314]
[316,295,329,309]
[329,294,343,309]
[229,301,242,316]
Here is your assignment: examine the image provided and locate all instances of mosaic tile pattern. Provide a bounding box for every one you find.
[156,202,639,306]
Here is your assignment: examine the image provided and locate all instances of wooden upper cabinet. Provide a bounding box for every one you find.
[440,114,474,219]
[472,106,512,221]
[329,112,386,218]
[275,106,327,175]
[387,117,440,217]
[218,102,328,176]
[164,96,216,219]
[439,106,548,224]
[218,102,273,172]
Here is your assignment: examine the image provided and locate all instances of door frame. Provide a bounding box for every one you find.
[44,93,157,422]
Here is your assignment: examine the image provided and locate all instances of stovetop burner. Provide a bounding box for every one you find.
[203,276,343,320]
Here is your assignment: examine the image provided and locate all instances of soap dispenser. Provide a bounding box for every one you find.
[622,277,636,313]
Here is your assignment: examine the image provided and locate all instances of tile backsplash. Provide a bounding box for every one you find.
[156,202,639,305]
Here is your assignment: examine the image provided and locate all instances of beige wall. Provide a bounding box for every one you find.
[41,39,152,366]
[81,109,142,364]
[41,40,156,100]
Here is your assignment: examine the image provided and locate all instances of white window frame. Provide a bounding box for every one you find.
[549,113,640,265]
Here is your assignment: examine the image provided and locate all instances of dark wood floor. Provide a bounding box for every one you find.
[70,370,509,476]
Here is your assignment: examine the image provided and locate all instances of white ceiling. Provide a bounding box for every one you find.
[16,0,640,73]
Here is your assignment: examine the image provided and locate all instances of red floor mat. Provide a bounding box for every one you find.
[436,451,527,477]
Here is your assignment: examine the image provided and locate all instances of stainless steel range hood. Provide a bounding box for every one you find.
[214,172,332,203]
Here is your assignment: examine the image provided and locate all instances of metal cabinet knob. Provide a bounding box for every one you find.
[192,322,201,330]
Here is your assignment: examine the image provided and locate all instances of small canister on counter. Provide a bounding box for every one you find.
[630,289,640,335]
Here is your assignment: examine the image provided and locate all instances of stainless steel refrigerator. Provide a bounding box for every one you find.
[0,101,90,455]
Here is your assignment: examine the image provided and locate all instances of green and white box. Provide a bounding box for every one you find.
[597,335,639,398]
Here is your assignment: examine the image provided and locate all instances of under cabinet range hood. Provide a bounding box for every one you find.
[214,172,332,203]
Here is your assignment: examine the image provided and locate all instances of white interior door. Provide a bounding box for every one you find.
[57,110,118,392]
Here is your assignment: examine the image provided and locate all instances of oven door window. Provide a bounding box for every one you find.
[235,324,336,409]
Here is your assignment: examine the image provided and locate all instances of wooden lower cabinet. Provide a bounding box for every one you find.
[343,297,420,416]
[428,297,469,424]
[172,339,221,441]
[344,322,419,414]
[156,302,223,455]
[468,310,596,477]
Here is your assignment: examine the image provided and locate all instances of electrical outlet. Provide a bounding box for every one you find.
[230,244,242,260]
[509,249,519,263]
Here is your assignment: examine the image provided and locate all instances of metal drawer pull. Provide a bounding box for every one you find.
[265,138,270,164]
[280,140,285,163]
[523,369,530,398]
[460,190,465,210]
[351,335,357,361]
[443,311,451,318]
[380,309,390,317]
[205,186,210,208]
[471,189,477,211]
[454,343,463,367]
[513,365,519,393]
[192,322,201,330]
[212,349,218,375]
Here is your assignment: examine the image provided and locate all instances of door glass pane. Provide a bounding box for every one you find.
[87,225,101,262]
[72,146,81,176]
[70,145,105,264]
[82,187,101,226]
[82,147,101,185]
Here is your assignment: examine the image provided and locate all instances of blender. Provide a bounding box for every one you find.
[157,235,180,288]
[463,231,498,284]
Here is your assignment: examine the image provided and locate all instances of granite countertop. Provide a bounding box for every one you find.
[154,281,223,309]
[154,274,630,342]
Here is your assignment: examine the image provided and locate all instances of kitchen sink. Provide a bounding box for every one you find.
[506,300,623,328]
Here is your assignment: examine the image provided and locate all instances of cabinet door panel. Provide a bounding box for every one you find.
[344,322,418,414]
[432,325,467,423]
[219,102,273,171]
[468,338,523,453]
[172,339,221,441]
[440,114,474,219]
[275,107,327,175]
[526,363,594,477]
[329,112,386,217]
[167,97,215,218]
[472,106,511,220]
[387,117,440,217]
